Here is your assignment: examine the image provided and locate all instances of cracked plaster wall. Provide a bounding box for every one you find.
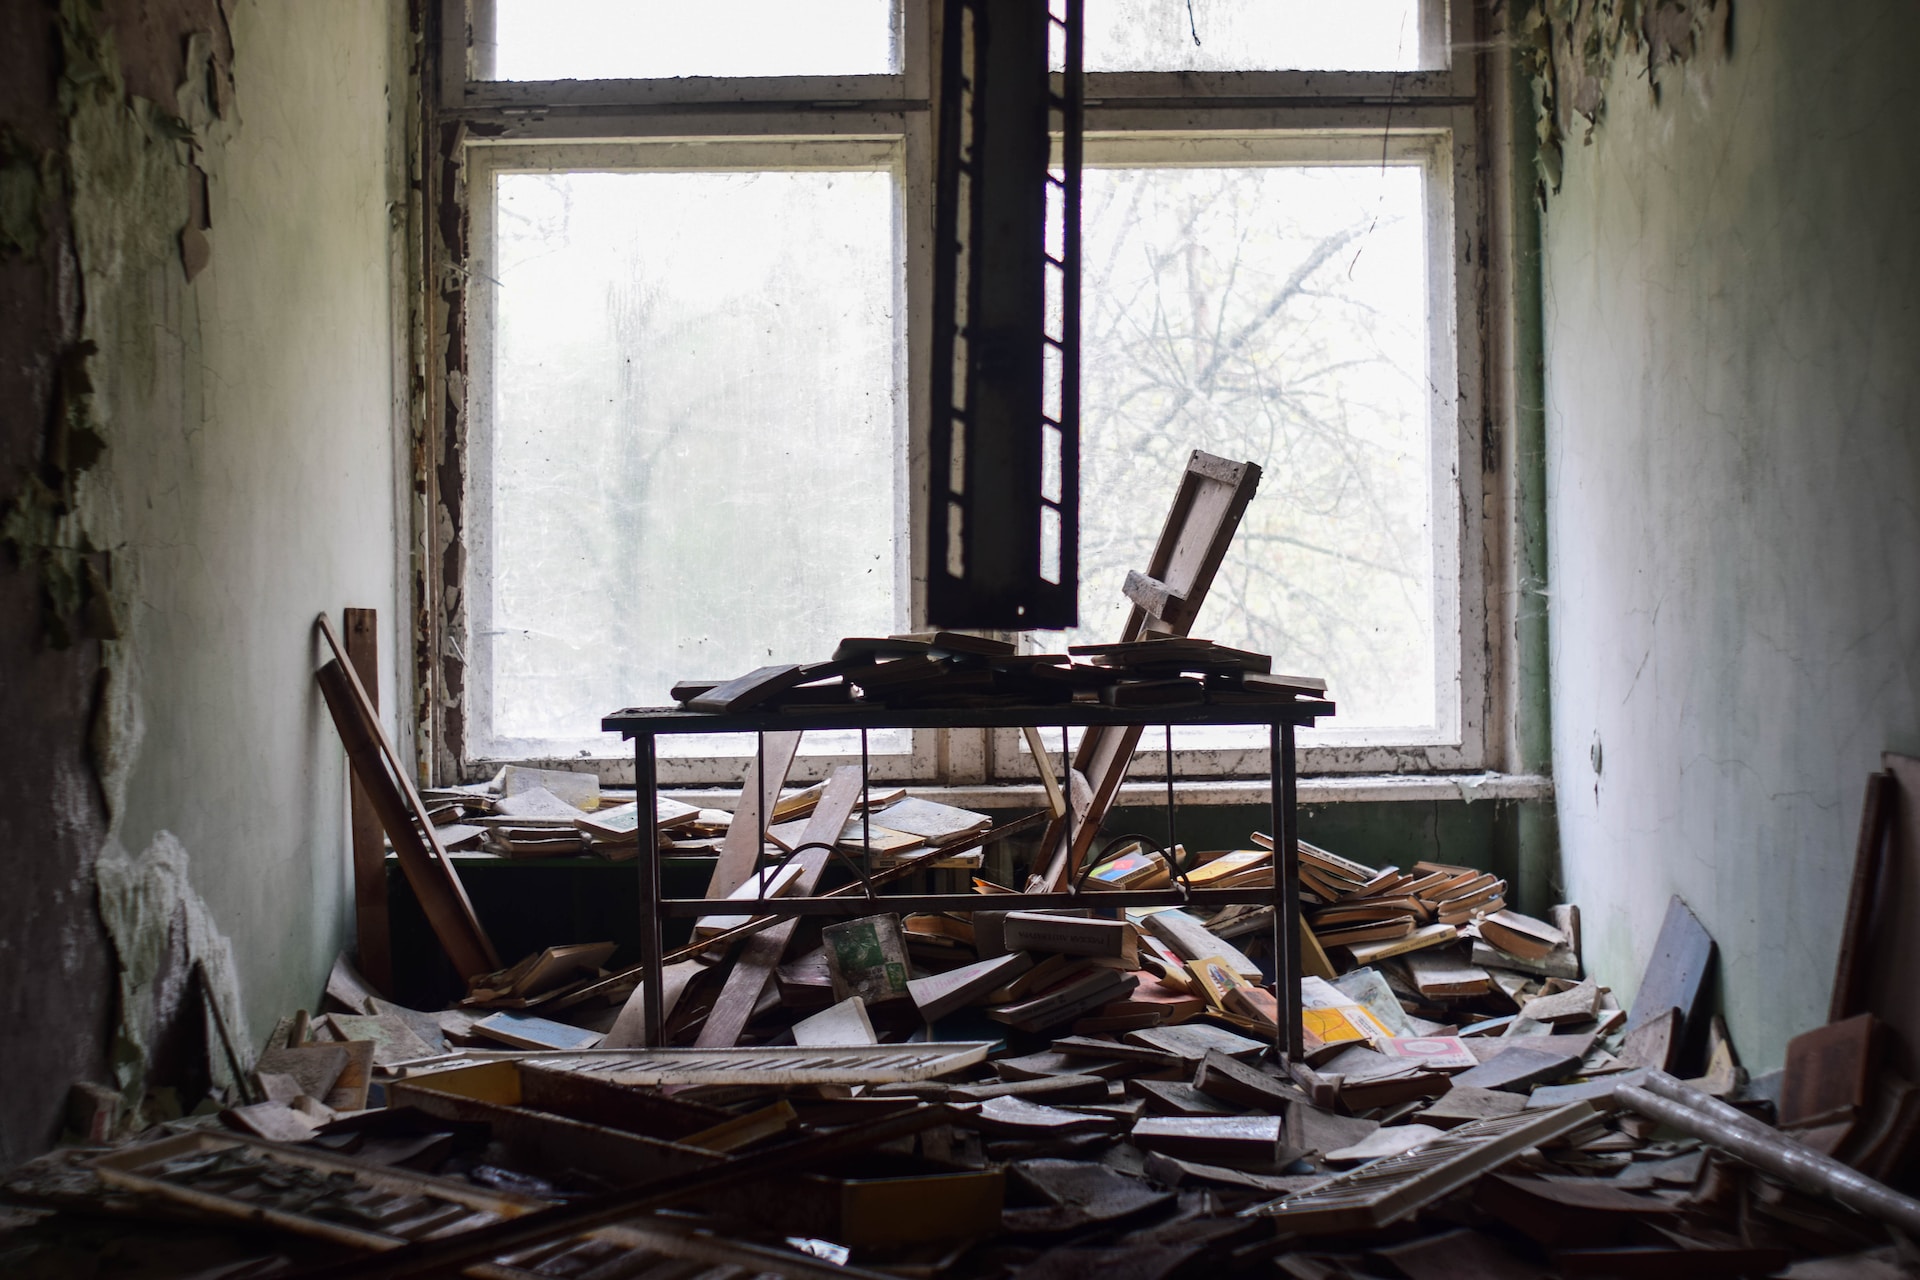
[0,0,401,1161]
[1542,0,1920,1069]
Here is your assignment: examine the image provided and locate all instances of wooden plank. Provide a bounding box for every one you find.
[315,659,496,980]
[342,608,392,996]
[1022,726,1069,818]
[1833,770,1893,1022]
[1624,895,1715,1074]
[1857,754,1920,1080]
[1120,570,1193,629]
[706,730,803,901]
[1131,1115,1288,1165]
[1448,1042,1585,1093]
[695,766,865,1048]
[1193,1049,1299,1112]
[1027,451,1262,891]
[686,664,808,714]
[1780,1012,1879,1129]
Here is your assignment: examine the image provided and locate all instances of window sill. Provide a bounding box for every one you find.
[661,771,1554,812]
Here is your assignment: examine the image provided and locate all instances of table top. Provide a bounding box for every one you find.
[603,697,1334,737]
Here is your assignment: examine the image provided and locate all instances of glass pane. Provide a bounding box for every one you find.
[481,168,904,758]
[1081,0,1425,73]
[488,0,898,81]
[1059,164,1441,740]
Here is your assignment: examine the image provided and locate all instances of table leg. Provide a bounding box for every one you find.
[637,732,663,1047]
[1272,720,1303,1062]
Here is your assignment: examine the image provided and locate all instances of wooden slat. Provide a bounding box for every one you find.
[315,616,498,978]
[1028,451,1262,891]
[1832,770,1893,1022]
[1022,725,1068,819]
[705,730,803,901]
[317,661,496,981]
[1121,570,1193,629]
[343,607,392,996]
[695,766,865,1048]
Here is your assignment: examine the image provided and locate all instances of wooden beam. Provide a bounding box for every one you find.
[342,608,392,996]
[315,612,499,979]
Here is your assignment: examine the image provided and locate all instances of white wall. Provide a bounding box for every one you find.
[1543,2,1920,1068]
[80,0,401,1050]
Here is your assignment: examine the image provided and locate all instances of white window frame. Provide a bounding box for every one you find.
[425,0,1496,789]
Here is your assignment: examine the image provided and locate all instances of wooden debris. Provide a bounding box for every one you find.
[1324,1124,1445,1166]
[1126,1023,1267,1063]
[1002,912,1138,964]
[908,951,1034,1024]
[792,997,879,1047]
[1193,1050,1299,1112]
[696,766,864,1048]
[1127,1079,1243,1117]
[1780,1012,1879,1129]
[1131,1115,1289,1166]
[963,1096,1118,1137]
[315,646,498,981]
[1417,1086,1529,1129]
[1519,978,1602,1025]
[989,968,1136,1033]
[1449,1042,1586,1093]
[1625,895,1716,1073]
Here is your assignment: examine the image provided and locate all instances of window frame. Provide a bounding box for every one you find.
[418,0,1501,789]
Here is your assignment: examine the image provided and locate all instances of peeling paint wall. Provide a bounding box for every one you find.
[1542,0,1920,1068]
[0,0,401,1161]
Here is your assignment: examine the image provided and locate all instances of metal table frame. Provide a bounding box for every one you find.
[602,698,1332,1061]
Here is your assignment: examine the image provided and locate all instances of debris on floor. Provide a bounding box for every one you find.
[12,826,1920,1278]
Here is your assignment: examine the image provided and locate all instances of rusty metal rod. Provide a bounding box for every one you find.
[1614,1069,1920,1236]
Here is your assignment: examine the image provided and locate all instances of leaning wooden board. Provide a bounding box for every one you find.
[91,1130,550,1250]
[1029,452,1263,891]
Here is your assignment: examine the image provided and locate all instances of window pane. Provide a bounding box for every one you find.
[479,169,904,759]
[1082,0,1425,73]
[1063,164,1443,740]
[487,0,899,81]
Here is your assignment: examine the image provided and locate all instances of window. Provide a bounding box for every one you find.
[426,1,1491,787]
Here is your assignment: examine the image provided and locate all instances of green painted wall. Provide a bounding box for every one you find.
[1541,0,1920,1069]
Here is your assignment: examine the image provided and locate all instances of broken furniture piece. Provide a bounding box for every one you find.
[315,612,499,982]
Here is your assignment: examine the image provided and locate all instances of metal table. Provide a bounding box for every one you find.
[602,697,1333,1060]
